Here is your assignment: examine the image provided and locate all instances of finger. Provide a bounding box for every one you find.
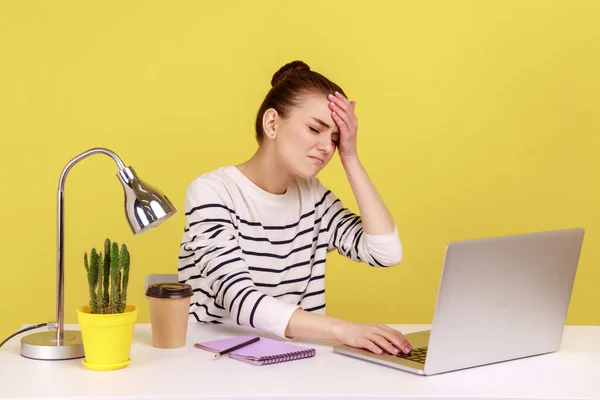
[328,93,351,114]
[335,93,357,121]
[375,325,412,354]
[329,98,354,126]
[331,111,349,132]
[334,91,350,104]
[331,106,357,134]
[358,338,383,355]
[366,332,399,355]
[330,102,351,124]
[329,97,358,131]
[381,328,411,354]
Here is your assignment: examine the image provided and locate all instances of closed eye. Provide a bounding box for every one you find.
[309,127,320,133]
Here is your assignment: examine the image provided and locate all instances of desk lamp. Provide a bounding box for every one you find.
[20,147,177,360]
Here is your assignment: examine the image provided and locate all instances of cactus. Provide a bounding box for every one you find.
[103,239,111,310]
[119,244,130,313]
[116,268,122,312]
[110,242,119,313]
[96,252,104,313]
[87,249,100,314]
[83,239,132,314]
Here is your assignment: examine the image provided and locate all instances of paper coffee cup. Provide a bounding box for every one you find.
[145,282,193,349]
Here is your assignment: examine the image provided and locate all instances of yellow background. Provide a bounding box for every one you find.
[1,1,598,342]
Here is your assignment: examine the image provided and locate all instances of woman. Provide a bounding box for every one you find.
[178,61,411,356]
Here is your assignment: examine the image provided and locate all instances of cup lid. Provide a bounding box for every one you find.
[146,282,193,299]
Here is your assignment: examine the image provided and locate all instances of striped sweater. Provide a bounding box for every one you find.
[178,166,403,338]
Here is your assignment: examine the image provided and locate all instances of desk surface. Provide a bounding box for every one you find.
[1,323,599,400]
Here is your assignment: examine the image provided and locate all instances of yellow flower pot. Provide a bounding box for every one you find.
[76,304,138,371]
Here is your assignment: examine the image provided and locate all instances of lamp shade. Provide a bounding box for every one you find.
[117,166,177,234]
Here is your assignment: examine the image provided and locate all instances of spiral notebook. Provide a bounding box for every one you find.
[194,334,316,366]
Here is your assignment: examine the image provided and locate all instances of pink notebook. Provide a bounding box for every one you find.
[194,335,316,366]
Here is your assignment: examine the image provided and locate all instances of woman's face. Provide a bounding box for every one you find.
[270,93,340,180]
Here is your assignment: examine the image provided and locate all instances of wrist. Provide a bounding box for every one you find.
[329,318,348,343]
[340,154,360,168]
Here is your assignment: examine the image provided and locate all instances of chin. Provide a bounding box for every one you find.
[302,171,320,180]
[296,165,323,180]
[286,158,328,181]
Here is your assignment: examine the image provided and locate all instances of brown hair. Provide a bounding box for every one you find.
[254,60,346,142]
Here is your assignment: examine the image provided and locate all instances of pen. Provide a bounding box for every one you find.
[214,336,260,358]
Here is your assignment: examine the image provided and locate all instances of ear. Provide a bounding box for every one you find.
[262,108,278,139]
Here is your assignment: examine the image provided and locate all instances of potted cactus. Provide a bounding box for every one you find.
[76,238,138,371]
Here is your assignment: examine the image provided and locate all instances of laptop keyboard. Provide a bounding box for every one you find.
[396,346,427,364]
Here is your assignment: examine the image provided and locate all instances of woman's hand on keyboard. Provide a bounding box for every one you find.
[332,321,412,355]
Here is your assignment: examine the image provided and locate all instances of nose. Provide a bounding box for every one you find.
[316,134,335,155]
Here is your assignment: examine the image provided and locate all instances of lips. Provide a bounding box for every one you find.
[308,156,324,165]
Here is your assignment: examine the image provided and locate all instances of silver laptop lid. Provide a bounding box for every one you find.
[424,228,584,375]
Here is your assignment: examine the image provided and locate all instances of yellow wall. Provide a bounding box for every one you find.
[1,1,598,342]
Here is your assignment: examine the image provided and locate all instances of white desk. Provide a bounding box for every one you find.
[1,323,599,400]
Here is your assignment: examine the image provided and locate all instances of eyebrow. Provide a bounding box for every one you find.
[311,117,340,135]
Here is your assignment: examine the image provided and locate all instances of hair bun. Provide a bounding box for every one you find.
[271,60,310,87]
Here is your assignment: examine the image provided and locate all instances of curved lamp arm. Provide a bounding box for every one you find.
[55,147,176,341]
[55,148,126,340]
[58,148,126,190]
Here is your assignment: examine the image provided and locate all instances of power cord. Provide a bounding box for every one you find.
[0,323,51,349]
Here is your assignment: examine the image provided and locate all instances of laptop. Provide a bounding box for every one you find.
[333,228,585,375]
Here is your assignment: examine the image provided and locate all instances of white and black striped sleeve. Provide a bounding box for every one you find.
[317,180,403,267]
[181,178,300,338]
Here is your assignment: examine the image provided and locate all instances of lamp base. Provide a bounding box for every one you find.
[20,330,84,360]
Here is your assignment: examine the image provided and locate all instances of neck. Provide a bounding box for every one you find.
[237,144,293,195]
